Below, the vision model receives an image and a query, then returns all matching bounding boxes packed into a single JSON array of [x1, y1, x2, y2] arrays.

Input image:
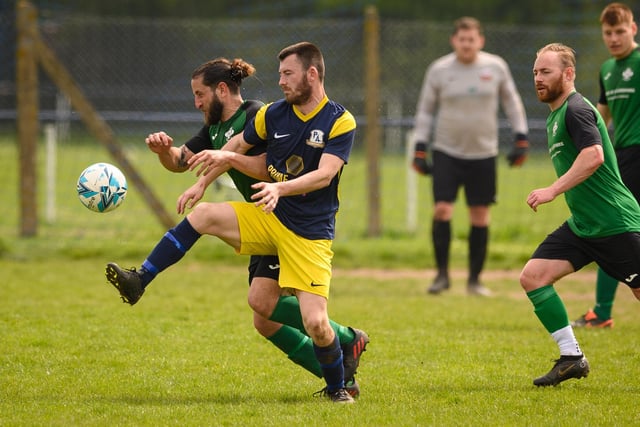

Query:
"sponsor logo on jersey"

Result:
[[306, 129, 325, 148]]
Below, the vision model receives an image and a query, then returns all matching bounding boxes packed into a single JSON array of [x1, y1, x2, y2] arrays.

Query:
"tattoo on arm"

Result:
[[177, 145, 188, 168]]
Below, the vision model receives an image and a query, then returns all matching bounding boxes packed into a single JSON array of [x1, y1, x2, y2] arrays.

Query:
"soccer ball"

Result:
[[76, 162, 128, 212]]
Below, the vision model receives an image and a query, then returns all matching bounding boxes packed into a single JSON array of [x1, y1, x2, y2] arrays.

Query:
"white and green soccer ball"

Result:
[[76, 162, 128, 213]]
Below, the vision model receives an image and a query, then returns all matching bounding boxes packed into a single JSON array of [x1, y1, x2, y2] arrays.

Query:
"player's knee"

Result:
[[187, 203, 215, 233], [519, 266, 540, 292], [252, 312, 281, 338], [433, 203, 453, 221], [247, 292, 272, 318], [302, 317, 334, 346]]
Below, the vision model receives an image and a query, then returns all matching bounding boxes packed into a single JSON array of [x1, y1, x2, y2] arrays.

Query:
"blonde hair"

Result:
[[536, 43, 576, 70]]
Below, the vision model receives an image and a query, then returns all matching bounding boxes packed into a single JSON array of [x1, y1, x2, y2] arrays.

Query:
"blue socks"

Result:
[[313, 335, 344, 391], [139, 219, 201, 287]]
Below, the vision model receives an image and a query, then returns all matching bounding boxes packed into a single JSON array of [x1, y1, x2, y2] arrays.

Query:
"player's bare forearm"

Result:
[[146, 132, 192, 173], [157, 147, 190, 173], [176, 165, 227, 214], [550, 145, 603, 195], [527, 145, 603, 212], [221, 132, 269, 180], [227, 152, 269, 181]]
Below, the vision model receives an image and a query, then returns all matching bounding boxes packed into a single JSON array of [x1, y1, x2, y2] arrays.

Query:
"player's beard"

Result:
[[205, 93, 224, 125], [536, 78, 564, 104], [283, 75, 312, 105]]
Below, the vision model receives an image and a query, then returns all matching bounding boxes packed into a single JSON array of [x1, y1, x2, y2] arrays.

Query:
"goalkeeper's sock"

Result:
[[469, 225, 488, 282], [432, 220, 451, 275], [527, 285, 581, 355], [139, 218, 201, 287], [594, 268, 618, 320], [267, 325, 323, 378], [269, 296, 356, 346]]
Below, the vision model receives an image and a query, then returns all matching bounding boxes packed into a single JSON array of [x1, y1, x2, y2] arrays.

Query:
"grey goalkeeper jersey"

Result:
[[412, 51, 528, 159]]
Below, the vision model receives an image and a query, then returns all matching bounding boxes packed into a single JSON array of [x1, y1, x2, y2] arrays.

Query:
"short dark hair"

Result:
[[278, 41, 325, 82], [191, 57, 255, 93], [600, 2, 634, 26], [453, 16, 483, 36]]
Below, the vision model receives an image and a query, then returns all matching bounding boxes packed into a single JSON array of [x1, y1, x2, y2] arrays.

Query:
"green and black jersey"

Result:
[[546, 92, 640, 238], [598, 47, 640, 149], [185, 100, 265, 201]]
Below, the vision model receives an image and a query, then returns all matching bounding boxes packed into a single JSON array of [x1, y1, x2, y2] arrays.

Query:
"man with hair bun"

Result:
[[107, 55, 367, 400]]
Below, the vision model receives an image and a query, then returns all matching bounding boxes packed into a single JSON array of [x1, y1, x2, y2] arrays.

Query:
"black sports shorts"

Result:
[[431, 150, 496, 206], [531, 222, 640, 288], [247, 255, 280, 285]]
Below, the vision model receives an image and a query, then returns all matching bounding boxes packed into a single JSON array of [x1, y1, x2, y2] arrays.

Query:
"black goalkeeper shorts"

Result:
[[431, 150, 496, 206]]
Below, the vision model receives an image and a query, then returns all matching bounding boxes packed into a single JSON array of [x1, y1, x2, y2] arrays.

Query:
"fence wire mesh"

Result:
[[0, 5, 612, 262]]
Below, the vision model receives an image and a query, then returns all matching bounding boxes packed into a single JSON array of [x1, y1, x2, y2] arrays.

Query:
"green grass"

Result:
[[1, 258, 638, 426], [3, 135, 637, 425]]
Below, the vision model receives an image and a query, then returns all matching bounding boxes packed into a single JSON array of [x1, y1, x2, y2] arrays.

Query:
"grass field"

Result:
[[2, 259, 639, 426], [2, 137, 639, 426]]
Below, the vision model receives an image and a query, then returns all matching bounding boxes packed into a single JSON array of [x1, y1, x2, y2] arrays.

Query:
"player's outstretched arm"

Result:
[[187, 131, 270, 181], [146, 131, 194, 172], [526, 145, 603, 212], [176, 164, 229, 214]]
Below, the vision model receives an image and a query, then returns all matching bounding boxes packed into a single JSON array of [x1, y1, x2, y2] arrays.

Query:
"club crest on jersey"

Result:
[[306, 129, 325, 148], [225, 128, 235, 141], [622, 67, 634, 82]]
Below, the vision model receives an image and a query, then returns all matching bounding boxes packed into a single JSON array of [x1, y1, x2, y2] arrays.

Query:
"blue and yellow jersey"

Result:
[[243, 95, 356, 240]]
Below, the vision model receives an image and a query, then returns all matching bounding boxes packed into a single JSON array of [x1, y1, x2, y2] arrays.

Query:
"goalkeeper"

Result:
[[410, 16, 529, 296]]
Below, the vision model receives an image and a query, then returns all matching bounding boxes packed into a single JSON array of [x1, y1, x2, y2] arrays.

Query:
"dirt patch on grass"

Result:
[[333, 268, 597, 282]]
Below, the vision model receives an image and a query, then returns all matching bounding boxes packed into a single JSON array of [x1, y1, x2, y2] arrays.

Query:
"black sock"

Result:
[[469, 225, 488, 283], [432, 219, 451, 276]]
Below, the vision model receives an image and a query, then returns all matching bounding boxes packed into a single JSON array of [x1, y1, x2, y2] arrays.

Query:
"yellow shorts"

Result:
[[229, 201, 333, 298]]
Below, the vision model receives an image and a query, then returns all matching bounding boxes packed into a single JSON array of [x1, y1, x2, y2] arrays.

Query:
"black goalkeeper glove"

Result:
[[412, 141, 432, 175], [507, 134, 529, 167]]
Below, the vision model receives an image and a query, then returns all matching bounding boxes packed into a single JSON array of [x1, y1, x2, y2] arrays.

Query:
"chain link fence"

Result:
[[2, 6, 608, 144], [0, 3, 612, 255]]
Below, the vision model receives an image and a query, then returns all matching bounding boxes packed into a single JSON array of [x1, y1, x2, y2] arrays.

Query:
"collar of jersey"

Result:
[[292, 95, 329, 121]]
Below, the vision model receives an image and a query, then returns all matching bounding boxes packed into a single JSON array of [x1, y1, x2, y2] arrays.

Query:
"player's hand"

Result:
[[526, 187, 556, 212], [188, 150, 231, 176], [507, 137, 529, 167], [145, 131, 174, 154], [251, 181, 280, 213], [177, 181, 206, 214], [412, 141, 432, 175]]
